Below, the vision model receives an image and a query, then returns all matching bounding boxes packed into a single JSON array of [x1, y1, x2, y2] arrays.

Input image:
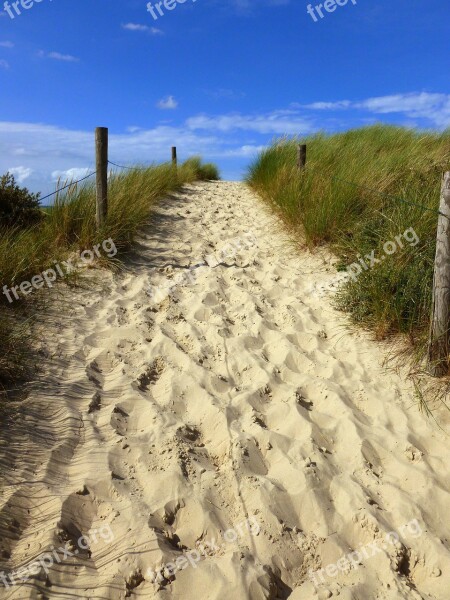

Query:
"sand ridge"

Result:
[[0, 181, 449, 599]]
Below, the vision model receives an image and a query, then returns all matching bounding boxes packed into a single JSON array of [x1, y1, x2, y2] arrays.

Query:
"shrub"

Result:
[[0, 172, 42, 229]]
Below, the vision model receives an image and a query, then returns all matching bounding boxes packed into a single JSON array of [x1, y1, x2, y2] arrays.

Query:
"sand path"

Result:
[[0, 181, 449, 600]]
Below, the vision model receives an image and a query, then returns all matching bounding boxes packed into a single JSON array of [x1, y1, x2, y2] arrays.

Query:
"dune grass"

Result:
[[0, 157, 219, 386], [247, 125, 450, 355]]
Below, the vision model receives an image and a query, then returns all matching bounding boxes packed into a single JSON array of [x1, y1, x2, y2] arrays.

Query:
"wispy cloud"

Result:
[[300, 92, 450, 129], [0, 59, 9, 69], [48, 52, 79, 62], [1, 91, 449, 195], [359, 92, 448, 113], [0, 41, 14, 48], [157, 95, 178, 110], [8, 166, 33, 184], [222, 144, 268, 157], [299, 100, 352, 110], [0, 120, 220, 194], [51, 167, 91, 182], [122, 23, 163, 35], [186, 110, 313, 134], [38, 51, 79, 62]]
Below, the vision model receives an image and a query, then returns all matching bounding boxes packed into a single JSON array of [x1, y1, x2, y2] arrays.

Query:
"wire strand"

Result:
[[38, 159, 147, 204], [37, 165, 445, 222], [108, 160, 148, 171], [38, 160, 148, 205], [39, 171, 97, 203]]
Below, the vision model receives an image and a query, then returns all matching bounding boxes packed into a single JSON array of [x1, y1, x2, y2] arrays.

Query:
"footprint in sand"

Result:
[[111, 404, 130, 436], [135, 357, 165, 391]]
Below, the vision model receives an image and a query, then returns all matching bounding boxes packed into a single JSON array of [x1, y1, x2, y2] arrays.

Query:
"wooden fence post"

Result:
[[172, 146, 177, 167], [297, 144, 307, 169], [95, 127, 108, 228], [428, 171, 450, 376]]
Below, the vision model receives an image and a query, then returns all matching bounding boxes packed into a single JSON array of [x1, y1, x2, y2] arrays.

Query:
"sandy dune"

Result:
[[0, 181, 449, 600]]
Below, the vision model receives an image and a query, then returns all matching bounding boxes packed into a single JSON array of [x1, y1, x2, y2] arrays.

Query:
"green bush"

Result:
[[0, 172, 42, 228]]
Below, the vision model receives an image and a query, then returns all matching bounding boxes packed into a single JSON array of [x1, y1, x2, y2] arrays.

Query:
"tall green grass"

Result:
[[247, 125, 450, 350], [0, 157, 219, 386]]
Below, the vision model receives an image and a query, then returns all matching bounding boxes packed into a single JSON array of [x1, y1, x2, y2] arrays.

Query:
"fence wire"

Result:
[[39, 171, 97, 203], [38, 160, 149, 203], [36, 161, 448, 223]]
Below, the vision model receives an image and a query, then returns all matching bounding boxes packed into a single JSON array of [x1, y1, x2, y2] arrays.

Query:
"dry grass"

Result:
[[0, 157, 219, 386], [247, 125, 450, 360]]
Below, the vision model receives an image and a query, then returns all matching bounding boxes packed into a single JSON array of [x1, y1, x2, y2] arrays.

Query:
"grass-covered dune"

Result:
[[0, 157, 219, 385], [247, 125, 450, 355]]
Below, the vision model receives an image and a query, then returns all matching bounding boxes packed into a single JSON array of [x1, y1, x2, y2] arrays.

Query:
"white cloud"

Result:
[[38, 51, 79, 62], [358, 92, 445, 114], [1, 91, 448, 195], [186, 111, 313, 134], [0, 59, 9, 69], [221, 144, 268, 157], [299, 100, 352, 110], [356, 93, 450, 128], [122, 23, 148, 31], [0, 120, 220, 194], [51, 168, 92, 182], [0, 41, 14, 48], [48, 52, 79, 62], [8, 166, 33, 184], [157, 95, 178, 110], [122, 23, 163, 34], [301, 92, 450, 129]]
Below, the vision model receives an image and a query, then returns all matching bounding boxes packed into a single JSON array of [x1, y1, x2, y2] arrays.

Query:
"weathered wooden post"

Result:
[[428, 171, 450, 376], [297, 144, 307, 169], [95, 127, 108, 228], [171, 146, 177, 167]]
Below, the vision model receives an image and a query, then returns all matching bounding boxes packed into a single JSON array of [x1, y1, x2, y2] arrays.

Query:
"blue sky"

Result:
[[0, 0, 448, 196]]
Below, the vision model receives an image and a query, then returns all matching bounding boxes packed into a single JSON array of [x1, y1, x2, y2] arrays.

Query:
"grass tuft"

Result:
[[0, 157, 219, 385], [247, 125, 450, 357]]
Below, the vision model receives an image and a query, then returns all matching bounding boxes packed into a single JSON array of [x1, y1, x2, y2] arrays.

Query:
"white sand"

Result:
[[0, 181, 449, 599]]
